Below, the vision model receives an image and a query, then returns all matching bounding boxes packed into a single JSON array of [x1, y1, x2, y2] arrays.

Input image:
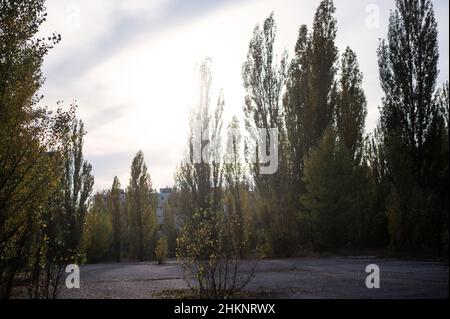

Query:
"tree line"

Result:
[[173, 0, 448, 265], [170, 0, 448, 296], [81, 151, 162, 264], [0, 0, 448, 299]]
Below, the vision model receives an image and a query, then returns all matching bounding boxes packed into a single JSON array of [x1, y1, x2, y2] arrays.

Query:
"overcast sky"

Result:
[[38, 0, 449, 192]]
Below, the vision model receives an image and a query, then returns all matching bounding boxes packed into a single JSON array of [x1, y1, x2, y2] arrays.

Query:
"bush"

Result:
[[177, 210, 255, 298]]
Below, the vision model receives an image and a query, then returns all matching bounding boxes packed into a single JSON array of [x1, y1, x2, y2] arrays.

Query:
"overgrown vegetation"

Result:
[[0, 1, 93, 298], [0, 0, 448, 299], [177, 210, 255, 299]]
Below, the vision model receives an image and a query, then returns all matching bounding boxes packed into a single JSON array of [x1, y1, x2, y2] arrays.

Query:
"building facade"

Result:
[[156, 187, 172, 225]]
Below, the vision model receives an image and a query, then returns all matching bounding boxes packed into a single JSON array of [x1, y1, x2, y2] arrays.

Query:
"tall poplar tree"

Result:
[[127, 151, 156, 261], [110, 176, 122, 262], [283, 0, 339, 248], [336, 47, 367, 164], [242, 13, 298, 257], [377, 0, 448, 253]]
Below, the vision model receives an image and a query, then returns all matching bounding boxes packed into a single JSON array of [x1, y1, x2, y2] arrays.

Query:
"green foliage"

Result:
[[176, 209, 255, 299], [127, 151, 157, 261], [26, 117, 94, 300], [82, 192, 112, 263], [162, 195, 179, 257], [0, 0, 91, 298], [242, 12, 287, 131], [224, 117, 253, 257], [78, 157, 159, 264], [155, 237, 167, 265], [110, 176, 123, 262], [242, 13, 298, 257], [282, 0, 339, 251], [302, 129, 353, 250], [336, 47, 367, 164], [377, 0, 448, 254], [61, 119, 94, 257], [175, 59, 224, 222], [301, 128, 379, 251], [174, 59, 255, 298], [284, 0, 338, 156], [1, 0, 448, 301]]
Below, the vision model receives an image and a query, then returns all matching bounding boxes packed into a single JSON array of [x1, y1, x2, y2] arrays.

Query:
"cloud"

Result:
[[85, 103, 128, 132], [42, 0, 246, 89]]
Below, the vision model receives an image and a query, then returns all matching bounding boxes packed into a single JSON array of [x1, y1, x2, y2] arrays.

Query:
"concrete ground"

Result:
[[59, 257, 449, 299]]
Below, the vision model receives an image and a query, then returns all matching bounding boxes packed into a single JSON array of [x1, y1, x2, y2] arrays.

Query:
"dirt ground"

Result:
[[59, 257, 449, 299]]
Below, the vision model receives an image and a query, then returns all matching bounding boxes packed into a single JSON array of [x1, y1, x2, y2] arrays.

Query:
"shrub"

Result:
[[177, 210, 255, 298]]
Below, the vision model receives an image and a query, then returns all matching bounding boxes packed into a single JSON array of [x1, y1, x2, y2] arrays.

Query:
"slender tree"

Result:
[[176, 58, 224, 221], [27, 116, 93, 299], [309, 0, 339, 144], [127, 151, 156, 261], [377, 0, 448, 253], [110, 176, 122, 262], [62, 120, 94, 256], [242, 13, 298, 257], [283, 0, 339, 248], [224, 117, 251, 257], [336, 47, 367, 164], [284, 0, 339, 161], [176, 60, 255, 298]]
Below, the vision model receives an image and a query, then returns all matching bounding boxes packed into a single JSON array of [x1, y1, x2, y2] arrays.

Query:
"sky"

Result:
[[38, 0, 449, 192]]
